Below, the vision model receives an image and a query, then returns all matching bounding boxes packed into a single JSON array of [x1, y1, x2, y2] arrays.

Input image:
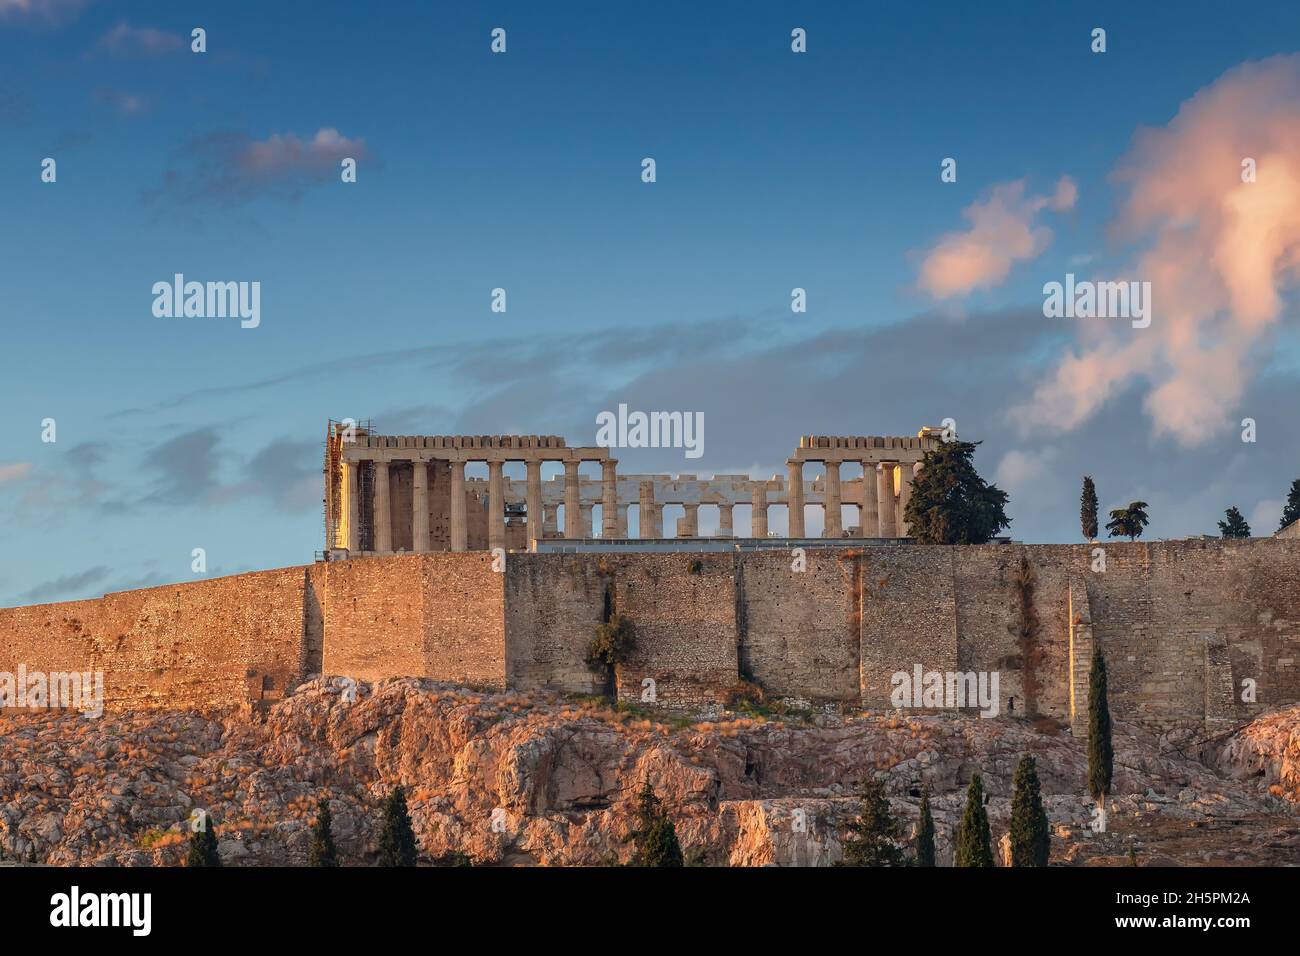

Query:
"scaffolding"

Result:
[[323, 418, 373, 553]]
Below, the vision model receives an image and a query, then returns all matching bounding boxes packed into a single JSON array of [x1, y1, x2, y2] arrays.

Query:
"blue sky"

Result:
[[3, 0, 1300, 604]]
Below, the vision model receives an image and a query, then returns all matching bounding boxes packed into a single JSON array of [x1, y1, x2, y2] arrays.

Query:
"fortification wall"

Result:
[[503, 554, 738, 708], [320, 553, 505, 690], [0, 567, 307, 711], [738, 551, 861, 702], [0, 540, 1297, 726]]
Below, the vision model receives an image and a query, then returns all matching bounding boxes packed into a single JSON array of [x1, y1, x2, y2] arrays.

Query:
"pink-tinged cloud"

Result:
[[0, 0, 84, 23], [917, 176, 1076, 299], [146, 128, 370, 204], [1014, 54, 1300, 446], [93, 88, 146, 116], [239, 128, 365, 179], [97, 22, 184, 56], [0, 462, 32, 482]]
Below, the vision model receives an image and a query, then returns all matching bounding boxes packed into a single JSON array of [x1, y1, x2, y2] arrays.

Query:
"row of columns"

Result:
[[346, 456, 920, 553]]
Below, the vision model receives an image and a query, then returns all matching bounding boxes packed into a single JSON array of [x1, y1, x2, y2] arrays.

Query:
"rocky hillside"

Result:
[[1, 677, 1297, 866]]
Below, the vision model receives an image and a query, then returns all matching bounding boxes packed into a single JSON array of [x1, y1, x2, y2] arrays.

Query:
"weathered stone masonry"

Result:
[[2, 540, 1299, 731]]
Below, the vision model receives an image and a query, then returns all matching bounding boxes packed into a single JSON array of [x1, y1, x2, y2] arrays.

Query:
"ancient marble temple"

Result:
[[324, 423, 945, 554]]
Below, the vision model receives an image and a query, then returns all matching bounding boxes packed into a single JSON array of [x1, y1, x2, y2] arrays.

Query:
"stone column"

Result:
[[824, 460, 842, 538], [526, 459, 543, 548], [617, 505, 629, 537], [877, 462, 897, 539], [544, 504, 558, 536], [487, 460, 506, 551], [751, 485, 768, 538], [412, 461, 430, 552], [345, 461, 360, 551], [449, 460, 467, 552], [861, 461, 880, 537], [639, 481, 657, 539], [601, 460, 619, 538], [680, 503, 699, 537], [563, 461, 581, 538], [787, 460, 805, 538], [373, 461, 392, 552], [896, 460, 916, 538], [580, 504, 594, 536], [718, 503, 734, 537]]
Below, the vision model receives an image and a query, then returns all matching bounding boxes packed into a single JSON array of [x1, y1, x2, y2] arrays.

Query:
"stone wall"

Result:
[[1, 540, 1298, 728], [0, 567, 307, 711], [319, 553, 506, 690]]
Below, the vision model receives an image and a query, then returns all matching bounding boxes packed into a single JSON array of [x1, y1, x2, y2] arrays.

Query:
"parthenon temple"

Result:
[[324, 423, 945, 553]]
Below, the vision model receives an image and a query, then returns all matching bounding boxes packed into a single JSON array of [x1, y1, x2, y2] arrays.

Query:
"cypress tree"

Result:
[[629, 781, 683, 867], [1009, 755, 1051, 866], [309, 797, 339, 867], [839, 775, 906, 867], [1080, 477, 1099, 541], [954, 773, 993, 867], [914, 786, 936, 867], [1279, 478, 1300, 531], [378, 786, 418, 866], [1128, 844, 1139, 867], [1087, 645, 1114, 807], [186, 817, 221, 868], [1217, 506, 1251, 539]]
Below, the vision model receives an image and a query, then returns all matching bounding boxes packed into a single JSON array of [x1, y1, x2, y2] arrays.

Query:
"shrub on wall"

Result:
[[586, 614, 636, 701]]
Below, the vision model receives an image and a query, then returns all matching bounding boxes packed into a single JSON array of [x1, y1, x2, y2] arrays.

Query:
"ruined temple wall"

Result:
[[0, 567, 307, 711]]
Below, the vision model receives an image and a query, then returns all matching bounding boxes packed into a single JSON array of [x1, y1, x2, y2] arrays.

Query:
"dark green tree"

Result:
[[1279, 479, 1300, 532], [839, 775, 907, 867], [1009, 756, 1051, 866], [904, 440, 1011, 545], [586, 614, 636, 701], [1087, 645, 1113, 808], [1105, 501, 1150, 541], [186, 814, 221, 868], [954, 773, 994, 867], [1218, 506, 1251, 539], [378, 786, 418, 867], [914, 786, 936, 867], [308, 797, 339, 867], [629, 781, 683, 867], [1080, 476, 1099, 541], [1128, 844, 1139, 867]]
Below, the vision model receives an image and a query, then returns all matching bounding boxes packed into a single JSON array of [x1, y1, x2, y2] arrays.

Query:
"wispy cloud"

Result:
[[93, 88, 147, 116], [96, 22, 184, 56], [917, 177, 1076, 299], [0, 0, 87, 26], [146, 127, 370, 204]]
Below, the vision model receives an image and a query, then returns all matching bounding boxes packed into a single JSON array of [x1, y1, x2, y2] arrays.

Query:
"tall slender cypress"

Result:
[[914, 786, 936, 867], [1009, 755, 1051, 866], [378, 786, 419, 866], [1080, 477, 1099, 541], [954, 773, 993, 867], [309, 797, 339, 867], [1087, 645, 1114, 807]]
